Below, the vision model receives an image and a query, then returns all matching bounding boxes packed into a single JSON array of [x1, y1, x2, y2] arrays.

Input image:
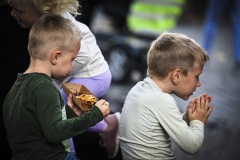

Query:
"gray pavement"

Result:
[[103, 20, 240, 160]]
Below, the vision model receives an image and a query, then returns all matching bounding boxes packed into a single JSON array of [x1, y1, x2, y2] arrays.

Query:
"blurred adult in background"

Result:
[[201, 0, 240, 71], [126, 0, 186, 37]]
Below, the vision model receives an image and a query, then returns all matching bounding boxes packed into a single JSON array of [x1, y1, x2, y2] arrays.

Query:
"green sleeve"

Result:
[[35, 82, 104, 143], [65, 105, 78, 118]]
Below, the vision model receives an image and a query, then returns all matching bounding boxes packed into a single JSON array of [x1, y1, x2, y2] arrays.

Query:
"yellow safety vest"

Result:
[[127, 0, 186, 36]]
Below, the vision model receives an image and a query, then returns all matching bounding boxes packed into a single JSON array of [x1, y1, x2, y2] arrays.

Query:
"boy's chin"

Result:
[[179, 95, 191, 100]]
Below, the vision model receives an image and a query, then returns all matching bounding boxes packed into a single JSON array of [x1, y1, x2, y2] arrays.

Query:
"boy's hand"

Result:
[[201, 93, 212, 103], [94, 99, 110, 118], [186, 93, 213, 124], [67, 93, 83, 116]]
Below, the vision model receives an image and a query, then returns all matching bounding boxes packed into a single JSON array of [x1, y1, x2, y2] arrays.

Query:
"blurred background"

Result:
[[1, 0, 240, 159]]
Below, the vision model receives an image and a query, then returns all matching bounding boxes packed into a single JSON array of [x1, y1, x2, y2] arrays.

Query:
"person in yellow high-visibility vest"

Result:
[[127, 0, 186, 36]]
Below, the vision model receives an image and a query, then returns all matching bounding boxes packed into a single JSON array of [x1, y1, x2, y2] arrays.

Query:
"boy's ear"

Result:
[[51, 51, 61, 65], [171, 68, 181, 85]]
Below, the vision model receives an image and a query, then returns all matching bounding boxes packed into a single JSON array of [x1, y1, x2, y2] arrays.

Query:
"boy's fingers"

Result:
[[201, 93, 207, 97], [206, 106, 213, 115], [200, 96, 205, 109], [195, 97, 200, 110], [188, 100, 196, 114], [206, 95, 212, 102], [192, 97, 198, 103], [204, 99, 209, 110]]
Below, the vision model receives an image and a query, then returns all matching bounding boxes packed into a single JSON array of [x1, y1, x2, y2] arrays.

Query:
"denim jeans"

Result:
[[65, 152, 80, 160], [201, 0, 240, 64]]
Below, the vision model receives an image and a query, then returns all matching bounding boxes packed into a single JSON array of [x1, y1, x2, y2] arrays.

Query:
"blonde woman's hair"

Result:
[[28, 14, 81, 59], [7, 0, 80, 16], [147, 32, 209, 79]]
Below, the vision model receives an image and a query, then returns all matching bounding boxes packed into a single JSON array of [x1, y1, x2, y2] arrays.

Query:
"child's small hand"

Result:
[[198, 93, 212, 103], [187, 94, 213, 124], [94, 99, 110, 118], [67, 93, 83, 116], [186, 93, 212, 114]]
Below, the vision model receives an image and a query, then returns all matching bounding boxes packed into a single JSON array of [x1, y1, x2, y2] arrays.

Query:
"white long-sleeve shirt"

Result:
[[119, 77, 204, 160], [62, 12, 109, 81]]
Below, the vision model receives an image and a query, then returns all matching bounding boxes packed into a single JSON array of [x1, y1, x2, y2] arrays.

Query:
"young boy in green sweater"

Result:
[[3, 14, 110, 160]]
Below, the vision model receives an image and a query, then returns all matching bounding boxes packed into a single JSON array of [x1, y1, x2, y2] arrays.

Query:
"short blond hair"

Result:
[[147, 32, 209, 79], [28, 14, 81, 59], [7, 0, 80, 16]]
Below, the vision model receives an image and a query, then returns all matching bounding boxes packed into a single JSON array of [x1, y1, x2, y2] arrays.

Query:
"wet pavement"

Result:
[[103, 20, 240, 160]]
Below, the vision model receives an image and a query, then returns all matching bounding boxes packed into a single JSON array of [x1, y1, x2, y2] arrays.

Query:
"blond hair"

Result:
[[28, 14, 81, 59], [7, 0, 80, 16], [147, 32, 209, 79]]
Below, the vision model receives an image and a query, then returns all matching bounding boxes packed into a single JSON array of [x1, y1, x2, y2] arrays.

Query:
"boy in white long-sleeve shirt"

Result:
[[119, 32, 213, 160]]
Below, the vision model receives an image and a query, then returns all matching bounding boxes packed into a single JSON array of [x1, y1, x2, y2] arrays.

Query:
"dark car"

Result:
[[95, 32, 153, 83]]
